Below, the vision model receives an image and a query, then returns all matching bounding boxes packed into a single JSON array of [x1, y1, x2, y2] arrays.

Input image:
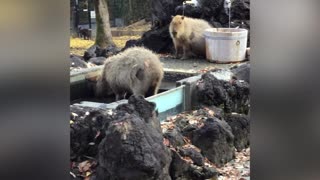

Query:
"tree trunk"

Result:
[[94, 0, 115, 48]]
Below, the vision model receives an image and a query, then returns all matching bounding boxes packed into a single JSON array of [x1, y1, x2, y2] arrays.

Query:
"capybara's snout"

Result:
[[172, 31, 177, 37]]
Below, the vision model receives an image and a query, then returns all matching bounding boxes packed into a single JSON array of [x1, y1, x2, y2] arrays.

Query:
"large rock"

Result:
[[95, 45, 120, 58], [197, 73, 230, 107], [197, 72, 250, 114], [169, 150, 218, 180], [169, 150, 191, 180], [175, 4, 202, 19], [83, 45, 120, 61], [126, 0, 250, 53], [178, 147, 204, 166], [225, 79, 250, 114], [191, 118, 235, 167], [88, 57, 107, 65], [122, 39, 141, 50], [198, 0, 224, 19], [230, 0, 250, 20], [83, 45, 97, 61], [96, 95, 172, 180], [163, 128, 185, 148], [231, 63, 250, 83], [151, 0, 248, 29], [224, 113, 250, 151], [122, 25, 174, 54], [151, 0, 184, 29], [70, 54, 88, 68], [70, 106, 113, 161]]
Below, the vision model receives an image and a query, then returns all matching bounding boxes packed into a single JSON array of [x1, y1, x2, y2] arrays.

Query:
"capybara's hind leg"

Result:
[[181, 45, 190, 60], [115, 92, 125, 101], [181, 44, 196, 59]]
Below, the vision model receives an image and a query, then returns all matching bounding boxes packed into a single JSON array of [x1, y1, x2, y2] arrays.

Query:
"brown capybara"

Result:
[[169, 15, 213, 59], [78, 27, 92, 40], [96, 47, 164, 101]]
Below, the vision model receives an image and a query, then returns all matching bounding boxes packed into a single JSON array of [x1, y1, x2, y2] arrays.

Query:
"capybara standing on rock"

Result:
[[169, 15, 213, 59], [96, 47, 164, 100]]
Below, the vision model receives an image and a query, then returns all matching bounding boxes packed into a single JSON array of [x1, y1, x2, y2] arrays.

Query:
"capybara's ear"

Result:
[[181, 16, 184, 20]]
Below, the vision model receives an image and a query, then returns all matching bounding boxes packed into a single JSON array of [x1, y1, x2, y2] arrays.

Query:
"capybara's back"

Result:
[[96, 47, 164, 100]]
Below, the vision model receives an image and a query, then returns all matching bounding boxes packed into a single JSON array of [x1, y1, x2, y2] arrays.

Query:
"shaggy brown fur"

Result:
[[169, 15, 213, 59], [78, 27, 92, 40], [96, 47, 164, 101]]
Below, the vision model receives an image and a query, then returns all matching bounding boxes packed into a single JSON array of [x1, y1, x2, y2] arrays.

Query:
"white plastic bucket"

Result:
[[204, 28, 248, 62]]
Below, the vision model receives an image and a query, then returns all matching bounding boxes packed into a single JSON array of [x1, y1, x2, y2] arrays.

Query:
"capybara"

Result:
[[169, 15, 213, 59], [96, 47, 164, 101], [78, 27, 92, 40]]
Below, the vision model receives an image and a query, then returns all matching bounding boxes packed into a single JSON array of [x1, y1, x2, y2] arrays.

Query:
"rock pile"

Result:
[[123, 0, 250, 53], [197, 72, 250, 114], [70, 45, 120, 71], [70, 70, 251, 179]]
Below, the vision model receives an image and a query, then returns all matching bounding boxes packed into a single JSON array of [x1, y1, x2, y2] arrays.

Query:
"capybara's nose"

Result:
[[172, 31, 177, 37]]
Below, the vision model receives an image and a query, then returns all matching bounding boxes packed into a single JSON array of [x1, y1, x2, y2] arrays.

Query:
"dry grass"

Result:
[[70, 38, 95, 56], [70, 35, 141, 56]]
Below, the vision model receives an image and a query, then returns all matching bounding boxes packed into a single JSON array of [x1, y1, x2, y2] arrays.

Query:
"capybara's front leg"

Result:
[[173, 40, 182, 59], [175, 48, 180, 59], [181, 44, 191, 60]]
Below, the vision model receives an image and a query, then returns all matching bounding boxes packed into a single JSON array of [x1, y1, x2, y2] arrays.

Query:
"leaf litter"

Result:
[[160, 107, 250, 180]]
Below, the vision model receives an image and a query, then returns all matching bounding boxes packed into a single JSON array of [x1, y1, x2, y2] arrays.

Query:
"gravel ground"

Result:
[[159, 55, 245, 73], [70, 55, 246, 74]]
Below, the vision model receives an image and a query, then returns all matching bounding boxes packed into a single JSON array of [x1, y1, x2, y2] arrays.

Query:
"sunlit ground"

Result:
[[70, 35, 141, 56]]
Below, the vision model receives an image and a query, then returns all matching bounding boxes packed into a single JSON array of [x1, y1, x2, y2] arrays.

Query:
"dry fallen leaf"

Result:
[[181, 156, 193, 164], [71, 112, 78, 117], [78, 160, 92, 173], [208, 110, 215, 116], [85, 171, 91, 177], [163, 138, 170, 146], [70, 171, 76, 178], [94, 131, 101, 139]]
